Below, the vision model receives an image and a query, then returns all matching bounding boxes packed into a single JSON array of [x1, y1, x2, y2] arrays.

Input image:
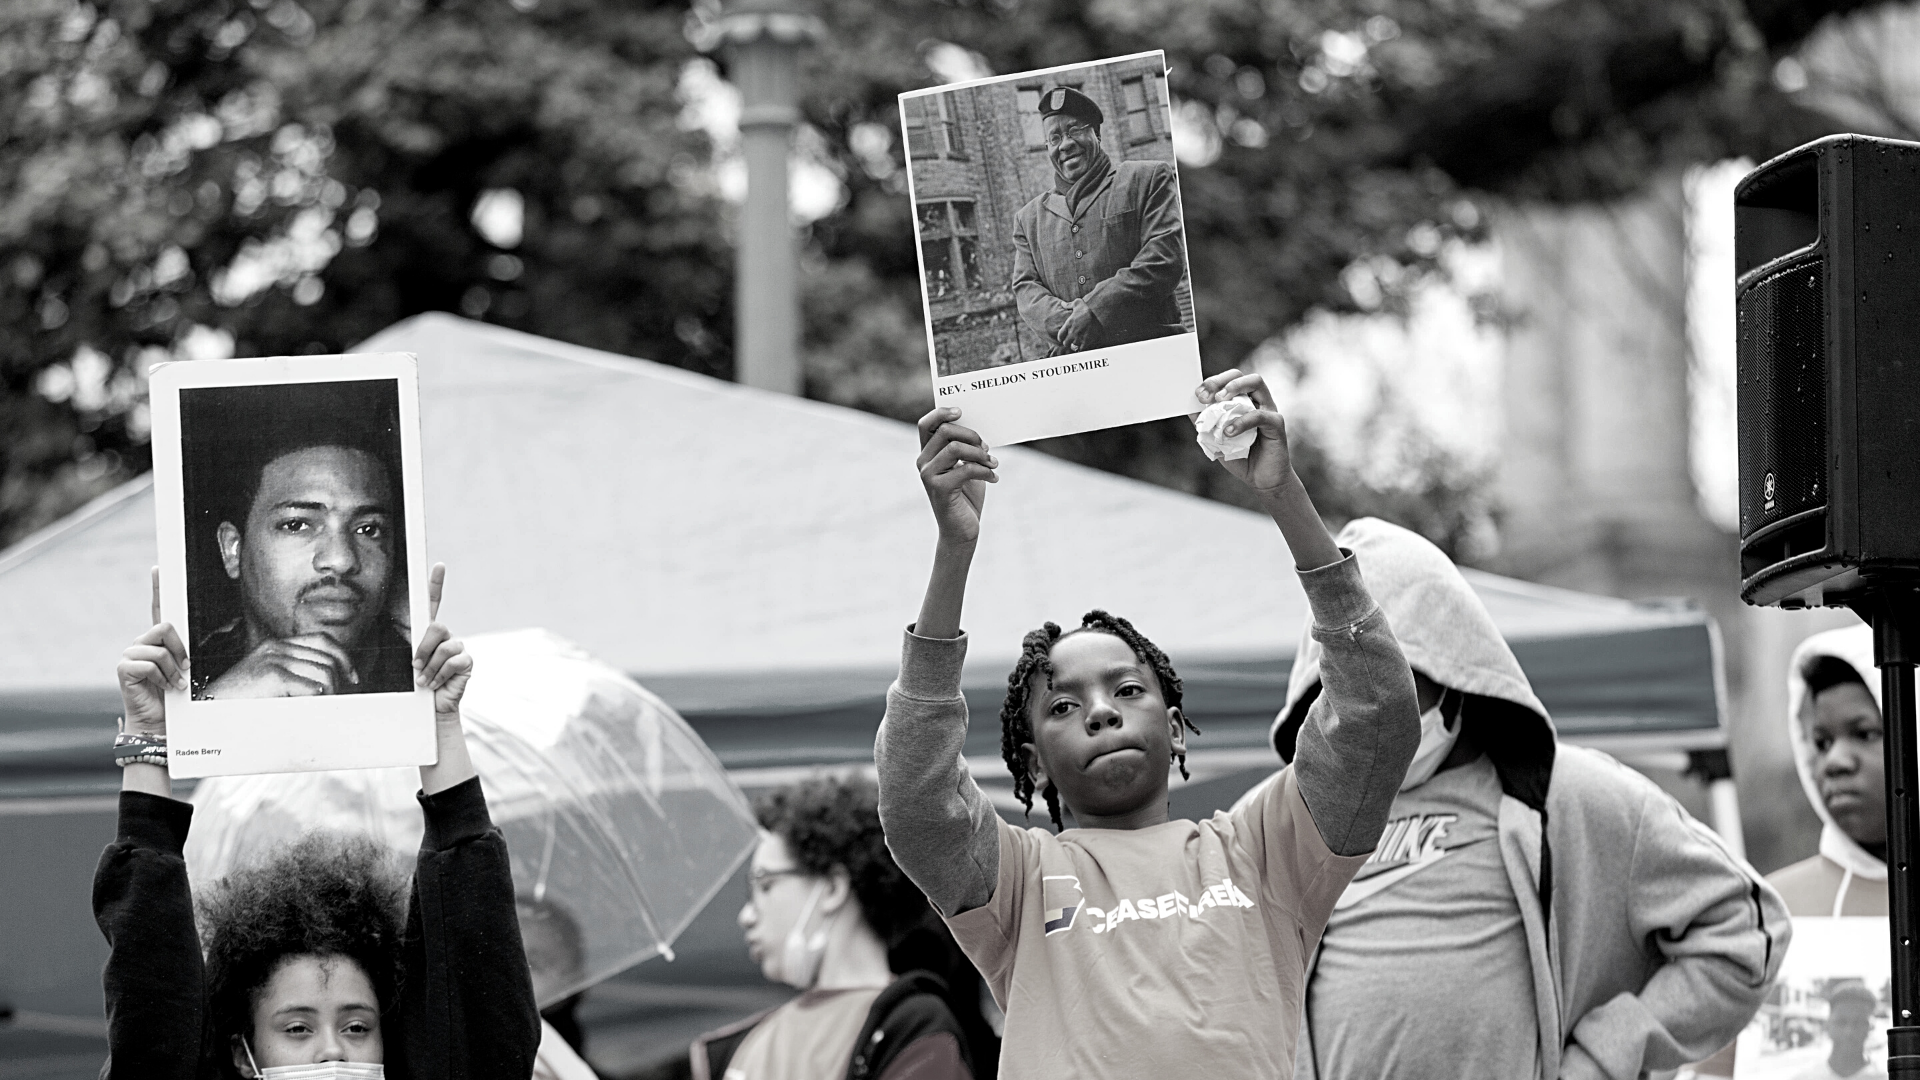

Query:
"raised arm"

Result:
[[96, 569, 204, 1080], [1195, 372, 1420, 856], [875, 409, 1003, 917], [398, 564, 541, 1079]]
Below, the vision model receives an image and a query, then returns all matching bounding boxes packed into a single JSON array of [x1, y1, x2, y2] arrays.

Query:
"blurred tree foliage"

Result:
[[0, 0, 729, 546], [0, 0, 1885, 553]]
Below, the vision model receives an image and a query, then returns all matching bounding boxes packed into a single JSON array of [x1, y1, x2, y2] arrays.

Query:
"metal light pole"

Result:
[[705, 0, 823, 396]]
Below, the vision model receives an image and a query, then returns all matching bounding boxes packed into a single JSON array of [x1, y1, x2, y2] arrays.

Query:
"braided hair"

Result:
[[998, 610, 1200, 830]]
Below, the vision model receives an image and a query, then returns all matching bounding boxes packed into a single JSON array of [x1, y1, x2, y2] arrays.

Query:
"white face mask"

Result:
[[1400, 691, 1462, 792], [773, 880, 832, 990], [243, 1037, 385, 1080]]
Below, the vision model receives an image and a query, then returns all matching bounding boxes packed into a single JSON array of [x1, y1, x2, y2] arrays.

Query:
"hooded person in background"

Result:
[[1775, 624, 1888, 916], [1008, 86, 1188, 356], [1690, 624, 1888, 1078], [1245, 518, 1788, 1080]]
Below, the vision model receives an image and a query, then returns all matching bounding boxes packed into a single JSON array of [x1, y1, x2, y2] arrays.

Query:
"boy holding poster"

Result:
[[875, 371, 1420, 1077]]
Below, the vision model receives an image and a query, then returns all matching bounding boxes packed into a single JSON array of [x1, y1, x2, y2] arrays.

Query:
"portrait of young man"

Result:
[[1009, 84, 1190, 357], [179, 378, 415, 700]]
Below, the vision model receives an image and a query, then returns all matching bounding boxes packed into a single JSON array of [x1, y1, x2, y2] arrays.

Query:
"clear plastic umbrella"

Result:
[[184, 628, 758, 1006]]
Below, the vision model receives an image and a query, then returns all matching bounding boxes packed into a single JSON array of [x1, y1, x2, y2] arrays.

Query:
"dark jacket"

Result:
[[1010, 159, 1188, 355], [93, 777, 541, 1080], [689, 972, 971, 1080]]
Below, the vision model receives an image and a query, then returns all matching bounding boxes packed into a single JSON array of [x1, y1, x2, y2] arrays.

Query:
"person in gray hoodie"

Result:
[[1255, 517, 1789, 1080]]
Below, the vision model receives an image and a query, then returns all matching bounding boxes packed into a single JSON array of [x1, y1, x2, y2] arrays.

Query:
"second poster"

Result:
[[901, 51, 1203, 446]]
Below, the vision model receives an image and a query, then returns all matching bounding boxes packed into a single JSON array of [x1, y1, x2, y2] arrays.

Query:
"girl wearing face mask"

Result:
[[96, 568, 540, 1080], [690, 776, 984, 1080]]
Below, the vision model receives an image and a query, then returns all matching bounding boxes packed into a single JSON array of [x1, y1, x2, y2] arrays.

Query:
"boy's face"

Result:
[[1828, 997, 1875, 1057], [1806, 681, 1886, 850], [1022, 631, 1186, 829]]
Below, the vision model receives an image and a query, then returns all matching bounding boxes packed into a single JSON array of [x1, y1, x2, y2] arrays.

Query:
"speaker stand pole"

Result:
[[1842, 582, 1920, 1077]]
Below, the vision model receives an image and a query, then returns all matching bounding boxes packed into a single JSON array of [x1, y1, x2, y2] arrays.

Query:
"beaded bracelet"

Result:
[[113, 729, 168, 769]]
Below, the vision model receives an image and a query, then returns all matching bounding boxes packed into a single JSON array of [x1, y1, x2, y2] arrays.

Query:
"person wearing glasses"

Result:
[[1009, 85, 1190, 357], [688, 775, 980, 1080]]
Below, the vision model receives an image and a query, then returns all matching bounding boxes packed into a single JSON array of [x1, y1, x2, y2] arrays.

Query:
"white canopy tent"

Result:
[[0, 314, 1723, 798]]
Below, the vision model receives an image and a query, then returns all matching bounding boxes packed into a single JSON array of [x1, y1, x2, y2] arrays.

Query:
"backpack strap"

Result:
[[845, 971, 971, 1080]]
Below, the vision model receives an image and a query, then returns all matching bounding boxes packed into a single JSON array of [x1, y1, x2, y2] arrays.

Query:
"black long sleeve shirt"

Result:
[[93, 777, 541, 1080]]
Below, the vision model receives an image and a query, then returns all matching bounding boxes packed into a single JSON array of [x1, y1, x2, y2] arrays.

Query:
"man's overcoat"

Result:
[[1010, 158, 1187, 355]]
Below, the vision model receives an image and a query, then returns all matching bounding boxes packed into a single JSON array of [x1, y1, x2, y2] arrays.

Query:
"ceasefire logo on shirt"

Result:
[[1043, 876, 1083, 935], [1048, 878, 1256, 937]]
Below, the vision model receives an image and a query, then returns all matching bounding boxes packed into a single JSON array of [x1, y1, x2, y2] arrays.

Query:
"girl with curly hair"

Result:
[[873, 372, 1421, 1078], [96, 565, 539, 1079]]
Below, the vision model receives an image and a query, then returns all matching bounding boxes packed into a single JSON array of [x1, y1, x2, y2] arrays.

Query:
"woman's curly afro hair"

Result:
[[999, 610, 1198, 831], [753, 774, 930, 946], [197, 833, 409, 1078]]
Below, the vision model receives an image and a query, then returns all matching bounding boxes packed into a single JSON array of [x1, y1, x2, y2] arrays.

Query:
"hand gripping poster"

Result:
[[900, 51, 1203, 445], [148, 352, 435, 778]]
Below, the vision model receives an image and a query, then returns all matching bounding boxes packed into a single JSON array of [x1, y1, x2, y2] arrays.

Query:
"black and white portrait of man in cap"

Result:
[[1010, 84, 1189, 356]]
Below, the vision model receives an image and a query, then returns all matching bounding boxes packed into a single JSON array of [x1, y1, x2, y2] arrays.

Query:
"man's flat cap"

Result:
[[1038, 85, 1103, 127]]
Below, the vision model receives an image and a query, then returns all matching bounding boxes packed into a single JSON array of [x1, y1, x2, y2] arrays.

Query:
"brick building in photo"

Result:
[[904, 55, 1196, 377]]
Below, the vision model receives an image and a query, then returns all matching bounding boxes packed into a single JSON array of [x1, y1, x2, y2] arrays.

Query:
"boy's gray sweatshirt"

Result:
[[875, 550, 1419, 918]]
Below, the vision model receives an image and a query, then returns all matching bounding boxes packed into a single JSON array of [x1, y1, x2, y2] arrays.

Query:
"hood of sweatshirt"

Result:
[[1272, 518, 1557, 807], [1786, 623, 1887, 881]]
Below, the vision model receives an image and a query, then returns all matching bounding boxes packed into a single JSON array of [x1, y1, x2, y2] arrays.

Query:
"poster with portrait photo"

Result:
[[1735, 917, 1891, 1078], [149, 353, 435, 778], [900, 51, 1203, 446]]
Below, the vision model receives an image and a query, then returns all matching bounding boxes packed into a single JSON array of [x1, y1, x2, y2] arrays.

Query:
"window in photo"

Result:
[[917, 199, 980, 295], [1018, 86, 1045, 149], [904, 95, 966, 160], [1123, 73, 1165, 144]]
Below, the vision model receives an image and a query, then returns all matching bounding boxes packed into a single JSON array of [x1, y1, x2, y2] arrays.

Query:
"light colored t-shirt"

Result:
[[946, 769, 1363, 1080], [1299, 754, 1537, 1079], [723, 986, 883, 1080]]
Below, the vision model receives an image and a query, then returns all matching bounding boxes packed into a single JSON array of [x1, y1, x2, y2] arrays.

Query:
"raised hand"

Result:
[[117, 567, 188, 737], [1194, 369, 1296, 495], [412, 563, 472, 720], [915, 408, 997, 547], [415, 563, 478, 794], [1195, 370, 1341, 571], [200, 633, 357, 699]]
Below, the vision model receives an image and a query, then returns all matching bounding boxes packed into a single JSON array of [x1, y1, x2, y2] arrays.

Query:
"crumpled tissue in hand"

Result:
[[1193, 398, 1259, 462]]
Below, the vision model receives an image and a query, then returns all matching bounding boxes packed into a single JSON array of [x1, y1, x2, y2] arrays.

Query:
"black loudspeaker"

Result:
[[1736, 134, 1920, 608]]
